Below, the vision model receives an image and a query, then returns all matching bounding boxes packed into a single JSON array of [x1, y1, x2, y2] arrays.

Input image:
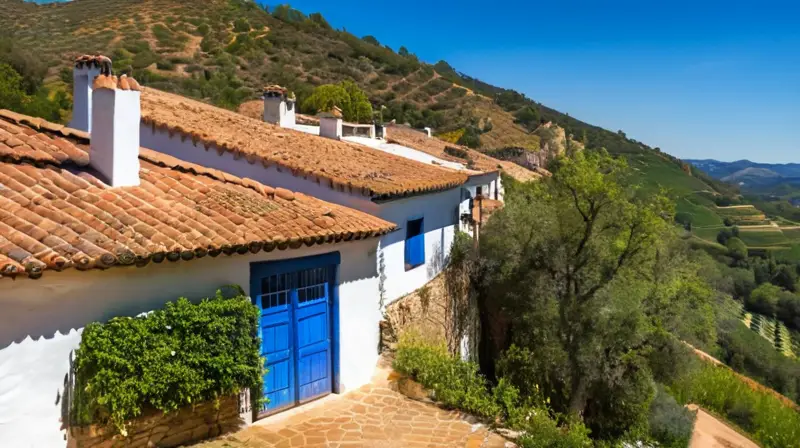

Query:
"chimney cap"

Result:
[[320, 106, 343, 119], [93, 74, 141, 92], [263, 84, 287, 95], [263, 85, 295, 101], [75, 54, 113, 72]]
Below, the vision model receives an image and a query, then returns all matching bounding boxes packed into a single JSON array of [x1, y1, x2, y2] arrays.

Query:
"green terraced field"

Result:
[[779, 227, 800, 240], [676, 197, 724, 227], [774, 244, 800, 262], [627, 152, 713, 197], [692, 226, 725, 242], [715, 206, 765, 217], [738, 230, 789, 246], [744, 311, 799, 358]]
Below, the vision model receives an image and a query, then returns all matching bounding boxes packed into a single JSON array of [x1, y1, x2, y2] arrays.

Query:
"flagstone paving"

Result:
[[193, 363, 511, 448]]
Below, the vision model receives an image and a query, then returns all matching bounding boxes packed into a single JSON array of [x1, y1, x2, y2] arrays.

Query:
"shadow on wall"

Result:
[[60, 350, 75, 431], [0, 275, 226, 349], [428, 231, 447, 279]]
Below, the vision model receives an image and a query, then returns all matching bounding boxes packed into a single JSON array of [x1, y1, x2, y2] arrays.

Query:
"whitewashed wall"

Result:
[[376, 189, 459, 305], [0, 239, 380, 448]]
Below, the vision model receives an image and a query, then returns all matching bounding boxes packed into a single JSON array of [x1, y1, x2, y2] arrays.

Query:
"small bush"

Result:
[[517, 415, 592, 448], [443, 145, 470, 160], [156, 60, 175, 71], [393, 334, 499, 418], [648, 386, 695, 448], [233, 17, 251, 32], [72, 289, 263, 433]]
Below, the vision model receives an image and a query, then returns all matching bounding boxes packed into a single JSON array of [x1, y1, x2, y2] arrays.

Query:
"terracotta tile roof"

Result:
[[140, 89, 468, 199], [0, 110, 396, 280], [385, 124, 542, 182]]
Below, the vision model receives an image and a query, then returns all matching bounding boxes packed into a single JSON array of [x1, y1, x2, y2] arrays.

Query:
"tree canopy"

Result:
[[473, 150, 713, 440], [301, 80, 373, 123], [0, 62, 69, 123]]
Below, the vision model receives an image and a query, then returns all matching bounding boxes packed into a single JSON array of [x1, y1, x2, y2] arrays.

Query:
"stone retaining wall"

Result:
[[68, 394, 244, 448], [381, 276, 448, 352]]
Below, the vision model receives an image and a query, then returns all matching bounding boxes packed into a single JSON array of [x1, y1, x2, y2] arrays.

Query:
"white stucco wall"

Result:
[[0, 239, 381, 448], [319, 117, 342, 140], [68, 66, 101, 133], [263, 98, 295, 128], [376, 189, 459, 305]]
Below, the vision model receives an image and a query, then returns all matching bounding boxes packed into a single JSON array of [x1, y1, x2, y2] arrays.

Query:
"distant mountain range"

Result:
[[686, 159, 800, 190]]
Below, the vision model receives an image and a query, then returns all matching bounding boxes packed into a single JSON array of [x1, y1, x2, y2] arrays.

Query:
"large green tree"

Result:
[[301, 80, 373, 123], [477, 150, 709, 439]]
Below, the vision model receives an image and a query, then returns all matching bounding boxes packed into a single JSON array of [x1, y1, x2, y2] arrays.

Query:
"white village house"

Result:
[[0, 66, 396, 446], [0, 55, 537, 447]]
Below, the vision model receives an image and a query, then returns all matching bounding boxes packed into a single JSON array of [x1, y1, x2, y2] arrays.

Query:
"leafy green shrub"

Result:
[[747, 283, 781, 316], [393, 334, 499, 418], [443, 145, 470, 160], [457, 126, 482, 148], [72, 289, 263, 433], [648, 386, 695, 448], [156, 60, 175, 71], [669, 363, 800, 448], [394, 335, 591, 447], [517, 415, 592, 448], [233, 17, 251, 32]]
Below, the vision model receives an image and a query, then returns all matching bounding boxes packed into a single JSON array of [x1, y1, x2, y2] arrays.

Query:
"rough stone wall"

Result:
[[381, 275, 449, 351], [68, 394, 243, 448]]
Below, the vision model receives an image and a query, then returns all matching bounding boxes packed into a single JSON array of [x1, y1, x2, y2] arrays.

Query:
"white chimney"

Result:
[[319, 107, 343, 140], [423, 127, 432, 138], [69, 55, 111, 133], [263, 85, 296, 128], [90, 74, 142, 187]]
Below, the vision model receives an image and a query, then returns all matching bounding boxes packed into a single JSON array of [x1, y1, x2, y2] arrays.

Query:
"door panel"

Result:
[[252, 260, 335, 416], [295, 267, 332, 403], [257, 273, 295, 414]]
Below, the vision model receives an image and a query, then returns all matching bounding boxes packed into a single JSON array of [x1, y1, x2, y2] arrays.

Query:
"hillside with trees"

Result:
[[0, 0, 735, 210]]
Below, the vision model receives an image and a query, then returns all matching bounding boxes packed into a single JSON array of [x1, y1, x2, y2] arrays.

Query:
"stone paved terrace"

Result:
[[193, 360, 511, 448]]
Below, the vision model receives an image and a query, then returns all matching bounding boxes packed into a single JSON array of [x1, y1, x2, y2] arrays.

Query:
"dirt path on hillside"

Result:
[[737, 224, 780, 230], [689, 406, 759, 448]]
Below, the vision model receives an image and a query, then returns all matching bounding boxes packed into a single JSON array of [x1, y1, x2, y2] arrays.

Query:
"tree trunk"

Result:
[[568, 373, 589, 417]]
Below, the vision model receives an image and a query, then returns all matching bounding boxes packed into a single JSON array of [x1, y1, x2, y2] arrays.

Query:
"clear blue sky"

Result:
[[279, 0, 800, 163]]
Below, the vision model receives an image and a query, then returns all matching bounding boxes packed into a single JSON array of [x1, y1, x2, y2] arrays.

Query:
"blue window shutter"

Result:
[[410, 234, 424, 266], [404, 218, 425, 269]]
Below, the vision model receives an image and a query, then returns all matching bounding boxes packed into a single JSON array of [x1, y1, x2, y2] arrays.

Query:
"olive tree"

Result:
[[476, 150, 708, 439]]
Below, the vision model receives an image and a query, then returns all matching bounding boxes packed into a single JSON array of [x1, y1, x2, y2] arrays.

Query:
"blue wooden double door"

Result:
[[251, 253, 338, 416]]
